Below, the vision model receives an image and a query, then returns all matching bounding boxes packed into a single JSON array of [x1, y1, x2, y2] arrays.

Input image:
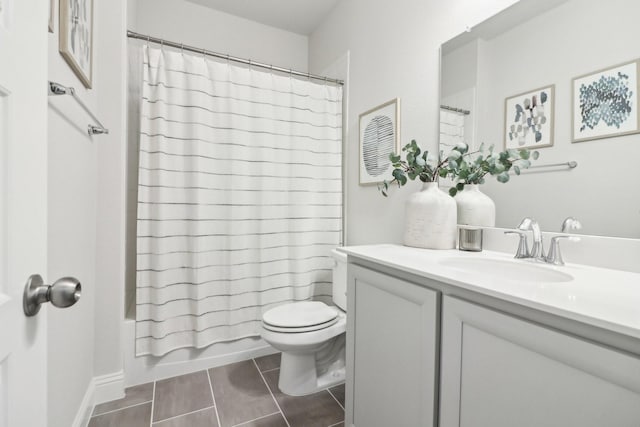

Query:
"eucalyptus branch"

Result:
[[378, 140, 539, 197]]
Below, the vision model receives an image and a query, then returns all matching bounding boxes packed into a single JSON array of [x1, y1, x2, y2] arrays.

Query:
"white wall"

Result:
[[129, 0, 308, 71], [466, 0, 640, 238], [93, 0, 128, 383], [308, 0, 519, 245], [47, 1, 127, 425], [47, 11, 98, 427]]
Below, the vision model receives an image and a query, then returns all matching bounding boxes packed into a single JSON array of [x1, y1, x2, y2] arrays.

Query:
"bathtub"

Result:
[[124, 314, 277, 386]]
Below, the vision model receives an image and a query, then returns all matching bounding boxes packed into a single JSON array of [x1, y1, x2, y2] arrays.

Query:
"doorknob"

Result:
[[23, 274, 81, 317]]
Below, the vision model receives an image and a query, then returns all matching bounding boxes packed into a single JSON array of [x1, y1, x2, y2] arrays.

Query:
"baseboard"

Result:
[[71, 378, 95, 427], [70, 371, 124, 427], [94, 370, 125, 404]]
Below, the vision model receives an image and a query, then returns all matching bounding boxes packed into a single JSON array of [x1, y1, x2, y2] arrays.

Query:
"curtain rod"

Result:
[[440, 105, 471, 115], [127, 30, 344, 86]]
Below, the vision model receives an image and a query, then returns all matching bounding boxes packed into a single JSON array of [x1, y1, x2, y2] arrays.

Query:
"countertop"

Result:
[[340, 244, 640, 341]]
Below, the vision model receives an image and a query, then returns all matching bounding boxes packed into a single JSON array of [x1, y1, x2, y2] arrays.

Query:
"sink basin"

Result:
[[439, 257, 573, 283]]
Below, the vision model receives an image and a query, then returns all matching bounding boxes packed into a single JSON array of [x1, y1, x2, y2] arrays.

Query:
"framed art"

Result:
[[572, 60, 640, 143], [59, 0, 93, 88], [49, 0, 55, 33], [504, 85, 554, 150], [359, 98, 400, 185]]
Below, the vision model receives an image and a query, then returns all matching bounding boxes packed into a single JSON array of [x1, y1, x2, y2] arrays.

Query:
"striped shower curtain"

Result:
[[135, 46, 343, 356]]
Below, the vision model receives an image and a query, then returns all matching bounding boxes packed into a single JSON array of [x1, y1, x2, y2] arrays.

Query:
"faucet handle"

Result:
[[561, 217, 582, 233], [545, 235, 580, 266], [504, 230, 530, 259]]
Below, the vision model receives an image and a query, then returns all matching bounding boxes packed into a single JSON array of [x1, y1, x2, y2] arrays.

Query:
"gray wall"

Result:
[[308, 0, 519, 245]]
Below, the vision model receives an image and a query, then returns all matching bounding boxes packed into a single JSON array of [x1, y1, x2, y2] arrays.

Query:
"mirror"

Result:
[[439, 0, 640, 239]]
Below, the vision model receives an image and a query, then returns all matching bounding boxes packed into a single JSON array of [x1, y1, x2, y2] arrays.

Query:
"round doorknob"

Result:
[[23, 274, 82, 317]]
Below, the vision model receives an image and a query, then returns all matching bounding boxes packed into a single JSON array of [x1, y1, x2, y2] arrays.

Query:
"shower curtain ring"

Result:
[[180, 43, 184, 55]]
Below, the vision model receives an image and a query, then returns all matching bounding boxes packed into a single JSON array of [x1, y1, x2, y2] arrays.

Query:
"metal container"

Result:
[[458, 227, 483, 252]]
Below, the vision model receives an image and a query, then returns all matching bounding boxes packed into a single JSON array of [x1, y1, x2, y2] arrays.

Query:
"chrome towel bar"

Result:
[[529, 161, 578, 170], [48, 81, 109, 135]]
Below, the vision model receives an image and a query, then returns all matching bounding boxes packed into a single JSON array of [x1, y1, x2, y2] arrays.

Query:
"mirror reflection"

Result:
[[440, 0, 640, 239]]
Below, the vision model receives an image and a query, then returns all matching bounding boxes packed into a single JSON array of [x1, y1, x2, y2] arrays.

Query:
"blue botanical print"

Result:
[[579, 72, 633, 131], [508, 90, 549, 146]]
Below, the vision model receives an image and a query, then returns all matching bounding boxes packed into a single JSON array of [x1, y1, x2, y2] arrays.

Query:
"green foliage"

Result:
[[447, 144, 539, 196], [378, 140, 539, 197], [379, 139, 465, 196]]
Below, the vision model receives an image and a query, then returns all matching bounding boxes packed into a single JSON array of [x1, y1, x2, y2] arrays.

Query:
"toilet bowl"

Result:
[[260, 249, 347, 396]]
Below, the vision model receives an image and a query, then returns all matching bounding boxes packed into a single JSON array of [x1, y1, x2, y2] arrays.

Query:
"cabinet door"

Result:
[[440, 296, 640, 427], [348, 266, 439, 427]]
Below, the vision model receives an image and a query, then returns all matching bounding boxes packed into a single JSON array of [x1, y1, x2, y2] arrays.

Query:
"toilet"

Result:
[[260, 249, 347, 396]]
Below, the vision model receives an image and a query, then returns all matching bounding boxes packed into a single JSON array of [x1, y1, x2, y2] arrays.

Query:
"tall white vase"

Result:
[[404, 182, 457, 249], [455, 184, 496, 227]]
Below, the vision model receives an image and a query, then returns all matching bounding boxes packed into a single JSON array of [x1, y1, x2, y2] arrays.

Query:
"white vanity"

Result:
[[341, 244, 640, 427]]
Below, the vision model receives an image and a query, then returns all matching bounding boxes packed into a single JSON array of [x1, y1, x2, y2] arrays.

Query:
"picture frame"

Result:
[[359, 98, 400, 185], [572, 60, 640, 143], [49, 0, 55, 33], [59, 0, 93, 88], [504, 85, 554, 150]]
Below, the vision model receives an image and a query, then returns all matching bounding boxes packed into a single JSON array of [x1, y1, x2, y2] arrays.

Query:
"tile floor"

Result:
[[88, 353, 345, 427]]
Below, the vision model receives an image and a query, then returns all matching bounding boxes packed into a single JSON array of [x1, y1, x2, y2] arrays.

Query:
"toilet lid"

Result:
[[263, 301, 338, 329]]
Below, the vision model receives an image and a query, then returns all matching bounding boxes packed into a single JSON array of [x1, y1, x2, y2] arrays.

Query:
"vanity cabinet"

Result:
[[347, 265, 439, 427], [440, 296, 640, 427], [346, 261, 640, 427]]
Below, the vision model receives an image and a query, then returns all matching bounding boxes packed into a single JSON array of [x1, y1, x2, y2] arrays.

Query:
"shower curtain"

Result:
[[134, 45, 343, 356]]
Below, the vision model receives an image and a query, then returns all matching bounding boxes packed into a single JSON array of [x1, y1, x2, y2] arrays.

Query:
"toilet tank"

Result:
[[331, 249, 348, 311]]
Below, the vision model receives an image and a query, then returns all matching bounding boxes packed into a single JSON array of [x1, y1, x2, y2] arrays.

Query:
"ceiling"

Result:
[[186, 0, 341, 35]]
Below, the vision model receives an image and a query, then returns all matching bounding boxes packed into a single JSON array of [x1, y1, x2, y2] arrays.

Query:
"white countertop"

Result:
[[340, 244, 640, 340]]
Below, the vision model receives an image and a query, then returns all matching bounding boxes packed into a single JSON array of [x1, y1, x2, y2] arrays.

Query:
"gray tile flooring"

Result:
[[88, 353, 345, 427]]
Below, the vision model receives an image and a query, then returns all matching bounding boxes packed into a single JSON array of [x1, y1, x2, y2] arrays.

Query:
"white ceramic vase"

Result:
[[403, 182, 457, 249], [454, 184, 496, 227]]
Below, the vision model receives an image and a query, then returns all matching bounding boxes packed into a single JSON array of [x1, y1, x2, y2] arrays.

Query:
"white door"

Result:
[[0, 0, 49, 426]]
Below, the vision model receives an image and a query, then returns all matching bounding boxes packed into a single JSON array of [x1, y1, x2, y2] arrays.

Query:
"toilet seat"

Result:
[[262, 301, 339, 333]]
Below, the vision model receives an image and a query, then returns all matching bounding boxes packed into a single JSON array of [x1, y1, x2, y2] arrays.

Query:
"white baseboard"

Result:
[[71, 378, 95, 427], [94, 370, 125, 404], [71, 371, 125, 427]]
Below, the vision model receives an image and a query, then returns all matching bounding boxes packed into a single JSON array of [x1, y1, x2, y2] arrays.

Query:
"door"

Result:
[[440, 296, 640, 427], [347, 265, 439, 427], [0, 0, 49, 426]]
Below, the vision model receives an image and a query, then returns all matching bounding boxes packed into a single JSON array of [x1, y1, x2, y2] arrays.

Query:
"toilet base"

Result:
[[276, 333, 346, 396], [278, 352, 346, 396]]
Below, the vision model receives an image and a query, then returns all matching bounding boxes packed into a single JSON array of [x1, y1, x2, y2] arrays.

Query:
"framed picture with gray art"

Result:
[[504, 85, 554, 150], [59, 0, 93, 88], [572, 60, 640, 143], [359, 98, 400, 185], [49, 0, 55, 33]]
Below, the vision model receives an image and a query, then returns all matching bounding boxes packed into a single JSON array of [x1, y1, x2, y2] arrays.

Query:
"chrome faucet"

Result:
[[545, 217, 582, 266], [561, 216, 582, 233], [503, 230, 530, 258], [505, 217, 581, 266], [517, 217, 545, 261]]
